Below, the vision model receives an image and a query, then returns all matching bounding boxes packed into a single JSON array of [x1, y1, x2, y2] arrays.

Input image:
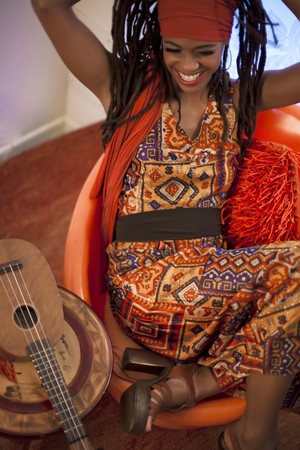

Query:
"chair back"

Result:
[[63, 104, 300, 429]]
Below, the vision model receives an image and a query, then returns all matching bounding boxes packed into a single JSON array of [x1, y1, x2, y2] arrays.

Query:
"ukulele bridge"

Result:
[[0, 259, 23, 275]]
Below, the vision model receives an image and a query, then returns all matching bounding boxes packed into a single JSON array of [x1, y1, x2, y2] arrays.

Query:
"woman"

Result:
[[32, 1, 300, 448]]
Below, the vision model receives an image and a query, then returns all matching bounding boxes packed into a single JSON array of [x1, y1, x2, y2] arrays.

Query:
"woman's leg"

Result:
[[104, 299, 154, 381], [147, 370, 295, 448], [223, 373, 295, 450], [106, 297, 297, 444], [105, 297, 222, 393], [107, 242, 300, 438]]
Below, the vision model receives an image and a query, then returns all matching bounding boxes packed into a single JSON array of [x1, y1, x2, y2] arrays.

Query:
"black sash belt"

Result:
[[115, 207, 221, 242]]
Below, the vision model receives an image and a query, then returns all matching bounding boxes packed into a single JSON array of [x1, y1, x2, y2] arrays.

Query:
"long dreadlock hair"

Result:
[[102, 0, 277, 157]]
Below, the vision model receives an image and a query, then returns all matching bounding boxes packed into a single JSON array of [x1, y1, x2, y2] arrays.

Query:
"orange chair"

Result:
[[63, 104, 300, 430]]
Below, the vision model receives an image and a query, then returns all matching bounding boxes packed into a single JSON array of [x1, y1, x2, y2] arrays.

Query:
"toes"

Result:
[[146, 377, 191, 432]]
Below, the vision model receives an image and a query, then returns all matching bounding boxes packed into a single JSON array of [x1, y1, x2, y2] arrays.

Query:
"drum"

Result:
[[0, 286, 112, 437]]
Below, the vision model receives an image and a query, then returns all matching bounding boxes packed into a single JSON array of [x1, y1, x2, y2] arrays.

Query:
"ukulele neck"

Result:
[[69, 437, 96, 450], [28, 338, 92, 449]]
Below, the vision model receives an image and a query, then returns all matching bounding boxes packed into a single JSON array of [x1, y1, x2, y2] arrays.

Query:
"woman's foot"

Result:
[[219, 423, 277, 450], [218, 425, 240, 450], [145, 365, 221, 431], [120, 349, 221, 435]]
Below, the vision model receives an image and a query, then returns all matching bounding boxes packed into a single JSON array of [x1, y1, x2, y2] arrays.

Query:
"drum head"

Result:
[[0, 286, 112, 437]]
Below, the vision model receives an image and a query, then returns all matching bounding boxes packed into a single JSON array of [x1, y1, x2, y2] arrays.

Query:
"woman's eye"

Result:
[[196, 51, 214, 57], [164, 47, 181, 53], [163, 48, 215, 56]]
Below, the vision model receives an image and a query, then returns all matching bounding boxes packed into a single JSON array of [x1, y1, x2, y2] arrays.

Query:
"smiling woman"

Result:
[[31, 1, 300, 449]]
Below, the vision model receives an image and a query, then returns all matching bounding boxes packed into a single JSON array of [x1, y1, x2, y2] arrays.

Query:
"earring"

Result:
[[226, 49, 232, 71]]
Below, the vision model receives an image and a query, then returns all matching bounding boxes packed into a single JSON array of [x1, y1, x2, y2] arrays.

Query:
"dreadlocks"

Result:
[[102, 0, 169, 145], [102, 0, 277, 157]]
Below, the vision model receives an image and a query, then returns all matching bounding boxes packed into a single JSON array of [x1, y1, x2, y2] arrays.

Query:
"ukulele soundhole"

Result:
[[13, 305, 38, 329]]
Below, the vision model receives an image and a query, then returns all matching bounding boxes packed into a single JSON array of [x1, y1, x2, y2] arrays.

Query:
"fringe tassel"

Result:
[[222, 140, 300, 248]]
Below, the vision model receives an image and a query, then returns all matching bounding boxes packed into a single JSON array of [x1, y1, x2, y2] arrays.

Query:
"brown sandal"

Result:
[[147, 367, 197, 426], [120, 348, 198, 434], [120, 348, 174, 435]]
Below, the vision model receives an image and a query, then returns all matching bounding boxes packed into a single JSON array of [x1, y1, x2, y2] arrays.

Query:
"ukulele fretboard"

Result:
[[28, 338, 87, 445]]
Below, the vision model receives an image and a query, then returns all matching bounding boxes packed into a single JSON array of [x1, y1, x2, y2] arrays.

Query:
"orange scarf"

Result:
[[90, 74, 164, 248]]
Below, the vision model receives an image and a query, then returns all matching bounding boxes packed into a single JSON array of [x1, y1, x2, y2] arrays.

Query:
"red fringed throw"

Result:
[[222, 139, 300, 248]]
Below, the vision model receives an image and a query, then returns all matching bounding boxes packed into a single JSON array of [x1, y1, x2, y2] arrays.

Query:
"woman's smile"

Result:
[[176, 69, 205, 85]]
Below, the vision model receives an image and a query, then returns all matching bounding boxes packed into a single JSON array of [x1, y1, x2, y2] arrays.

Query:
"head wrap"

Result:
[[158, 0, 237, 42]]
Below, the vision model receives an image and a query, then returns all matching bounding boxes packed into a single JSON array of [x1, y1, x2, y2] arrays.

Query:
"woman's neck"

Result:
[[168, 91, 210, 140]]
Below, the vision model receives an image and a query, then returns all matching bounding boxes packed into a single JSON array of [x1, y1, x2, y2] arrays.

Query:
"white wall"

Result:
[[0, 0, 113, 162], [0, 0, 69, 160]]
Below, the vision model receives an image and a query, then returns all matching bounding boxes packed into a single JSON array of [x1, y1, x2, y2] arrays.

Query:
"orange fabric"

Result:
[[90, 74, 164, 248], [158, 0, 237, 42]]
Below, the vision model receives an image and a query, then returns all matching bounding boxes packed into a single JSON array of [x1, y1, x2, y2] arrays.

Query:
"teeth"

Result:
[[178, 72, 201, 82]]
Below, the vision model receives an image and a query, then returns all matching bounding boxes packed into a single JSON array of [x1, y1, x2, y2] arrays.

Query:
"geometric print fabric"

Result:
[[108, 238, 300, 407]]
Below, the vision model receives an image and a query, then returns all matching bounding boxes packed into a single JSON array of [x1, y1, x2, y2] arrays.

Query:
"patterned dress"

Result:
[[107, 94, 300, 403]]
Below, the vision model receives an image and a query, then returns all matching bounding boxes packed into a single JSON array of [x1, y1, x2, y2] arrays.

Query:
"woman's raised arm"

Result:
[[31, 0, 112, 112], [258, 0, 300, 111]]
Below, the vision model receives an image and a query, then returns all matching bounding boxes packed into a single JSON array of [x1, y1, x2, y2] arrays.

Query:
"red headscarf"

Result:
[[158, 0, 237, 42]]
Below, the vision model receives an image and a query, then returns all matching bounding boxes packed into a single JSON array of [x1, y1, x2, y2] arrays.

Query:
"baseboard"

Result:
[[0, 117, 79, 163]]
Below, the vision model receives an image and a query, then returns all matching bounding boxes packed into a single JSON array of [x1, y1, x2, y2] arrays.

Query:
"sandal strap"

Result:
[[149, 369, 197, 416]]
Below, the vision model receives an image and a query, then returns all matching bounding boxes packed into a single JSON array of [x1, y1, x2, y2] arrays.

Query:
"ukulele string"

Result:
[[1, 265, 89, 448]]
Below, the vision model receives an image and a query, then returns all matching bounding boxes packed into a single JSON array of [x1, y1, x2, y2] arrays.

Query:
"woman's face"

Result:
[[161, 37, 225, 96]]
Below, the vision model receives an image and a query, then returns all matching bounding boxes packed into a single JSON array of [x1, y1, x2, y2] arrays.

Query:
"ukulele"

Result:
[[0, 239, 112, 449]]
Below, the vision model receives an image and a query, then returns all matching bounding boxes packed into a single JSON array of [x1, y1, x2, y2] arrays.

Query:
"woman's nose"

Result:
[[181, 53, 200, 72]]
